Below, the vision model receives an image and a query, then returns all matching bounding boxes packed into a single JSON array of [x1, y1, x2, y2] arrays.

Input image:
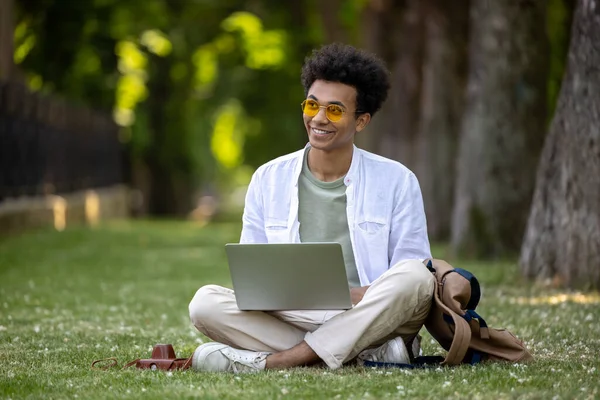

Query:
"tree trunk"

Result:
[[0, 0, 15, 80], [451, 0, 548, 258], [144, 52, 194, 216], [318, 0, 348, 43], [358, 0, 424, 173], [145, 54, 176, 215], [415, 0, 469, 241], [520, 0, 600, 289]]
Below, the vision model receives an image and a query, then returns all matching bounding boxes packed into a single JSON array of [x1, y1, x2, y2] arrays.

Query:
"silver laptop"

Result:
[[225, 243, 352, 311]]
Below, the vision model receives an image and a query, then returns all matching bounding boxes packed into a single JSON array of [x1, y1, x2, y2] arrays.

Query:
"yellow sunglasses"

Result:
[[301, 99, 359, 122]]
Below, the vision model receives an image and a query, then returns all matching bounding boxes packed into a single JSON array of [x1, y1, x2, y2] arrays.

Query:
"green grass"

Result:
[[1, 220, 599, 399]]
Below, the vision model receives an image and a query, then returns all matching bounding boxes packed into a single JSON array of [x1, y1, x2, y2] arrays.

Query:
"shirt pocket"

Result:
[[264, 217, 289, 243], [356, 219, 389, 253], [355, 219, 390, 274], [357, 219, 388, 235]]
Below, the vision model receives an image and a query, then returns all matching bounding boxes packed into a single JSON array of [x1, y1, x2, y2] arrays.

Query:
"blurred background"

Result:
[[2, 0, 597, 288]]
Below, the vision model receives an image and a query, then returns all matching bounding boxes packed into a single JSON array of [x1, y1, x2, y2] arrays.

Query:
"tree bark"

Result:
[[415, 0, 469, 241], [451, 0, 548, 258], [358, 0, 424, 173], [520, 0, 600, 289]]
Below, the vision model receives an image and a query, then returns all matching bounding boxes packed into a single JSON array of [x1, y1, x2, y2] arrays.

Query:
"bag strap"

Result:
[[91, 357, 124, 370], [362, 356, 445, 369], [122, 359, 142, 369], [452, 268, 481, 310], [463, 309, 490, 339], [431, 275, 473, 365], [91, 356, 193, 371], [425, 259, 489, 356], [181, 356, 193, 370]]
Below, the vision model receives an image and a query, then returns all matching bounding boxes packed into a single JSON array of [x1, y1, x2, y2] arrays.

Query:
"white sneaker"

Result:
[[191, 342, 269, 373], [357, 336, 412, 366]]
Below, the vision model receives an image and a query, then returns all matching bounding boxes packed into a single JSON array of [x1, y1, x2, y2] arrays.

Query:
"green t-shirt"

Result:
[[298, 149, 361, 288]]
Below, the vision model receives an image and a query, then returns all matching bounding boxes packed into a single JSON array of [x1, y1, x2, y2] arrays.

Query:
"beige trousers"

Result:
[[188, 259, 434, 369]]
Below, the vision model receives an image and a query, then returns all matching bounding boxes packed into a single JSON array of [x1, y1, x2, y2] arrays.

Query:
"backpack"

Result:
[[422, 258, 533, 365]]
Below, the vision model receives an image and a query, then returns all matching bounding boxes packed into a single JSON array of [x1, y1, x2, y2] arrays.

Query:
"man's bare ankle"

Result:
[[265, 341, 321, 369], [265, 353, 287, 369]]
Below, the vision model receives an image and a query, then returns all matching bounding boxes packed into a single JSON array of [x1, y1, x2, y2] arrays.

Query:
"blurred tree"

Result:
[[13, 0, 321, 215], [318, 0, 348, 43], [129, 1, 243, 215], [451, 0, 549, 258], [358, 0, 469, 242], [14, 0, 120, 108], [0, 0, 16, 80], [414, 0, 469, 241], [13, 0, 575, 227], [230, 2, 317, 170], [359, 0, 424, 173], [520, 0, 600, 289], [546, 0, 576, 119]]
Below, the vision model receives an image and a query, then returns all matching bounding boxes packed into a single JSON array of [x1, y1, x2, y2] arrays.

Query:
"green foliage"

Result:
[[1, 221, 599, 399], [12, 0, 573, 216], [13, 1, 321, 205], [339, 0, 369, 45], [14, 0, 119, 108]]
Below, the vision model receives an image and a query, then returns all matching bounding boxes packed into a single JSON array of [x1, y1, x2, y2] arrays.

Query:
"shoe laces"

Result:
[[223, 349, 267, 373]]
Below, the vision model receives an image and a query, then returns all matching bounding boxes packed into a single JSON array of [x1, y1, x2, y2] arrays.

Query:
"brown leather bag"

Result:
[[92, 344, 192, 371], [424, 259, 533, 365]]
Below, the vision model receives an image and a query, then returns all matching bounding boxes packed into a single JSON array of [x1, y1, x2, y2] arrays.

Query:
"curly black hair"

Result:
[[301, 43, 391, 116]]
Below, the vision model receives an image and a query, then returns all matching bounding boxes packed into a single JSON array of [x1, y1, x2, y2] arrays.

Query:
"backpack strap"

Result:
[[362, 355, 445, 369], [430, 276, 473, 365], [425, 259, 475, 365], [452, 268, 481, 310], [427, 260, 490, 340], [463, 309, 490, 339]]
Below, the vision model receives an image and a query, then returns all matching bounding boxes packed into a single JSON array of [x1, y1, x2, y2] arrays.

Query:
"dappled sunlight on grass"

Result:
[[511, 292, 600, 305]]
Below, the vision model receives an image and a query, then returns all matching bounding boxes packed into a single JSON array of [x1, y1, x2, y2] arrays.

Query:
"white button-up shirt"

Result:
[[240, 144, 431, 286]]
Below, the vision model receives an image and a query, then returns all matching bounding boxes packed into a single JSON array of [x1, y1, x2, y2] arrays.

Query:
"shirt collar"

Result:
[[296, 143, 360, 187]]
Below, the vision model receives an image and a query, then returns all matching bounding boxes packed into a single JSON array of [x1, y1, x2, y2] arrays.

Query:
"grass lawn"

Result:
[[1, 220, 599, 399]]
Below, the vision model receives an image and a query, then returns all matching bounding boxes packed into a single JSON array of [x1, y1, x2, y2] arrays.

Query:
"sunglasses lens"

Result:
[[326, 105, 343, 122], [302, 100, 319, 116], [302, 99, 345, 122]]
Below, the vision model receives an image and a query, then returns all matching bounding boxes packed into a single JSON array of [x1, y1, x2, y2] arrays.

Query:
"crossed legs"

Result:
[[188, 259, 434, 370]]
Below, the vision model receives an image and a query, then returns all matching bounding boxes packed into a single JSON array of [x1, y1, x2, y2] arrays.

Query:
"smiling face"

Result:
[[303, 80, 370, 154]]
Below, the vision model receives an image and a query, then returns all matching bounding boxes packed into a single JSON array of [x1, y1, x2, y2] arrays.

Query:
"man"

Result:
[[188, 43, 434, 373]]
